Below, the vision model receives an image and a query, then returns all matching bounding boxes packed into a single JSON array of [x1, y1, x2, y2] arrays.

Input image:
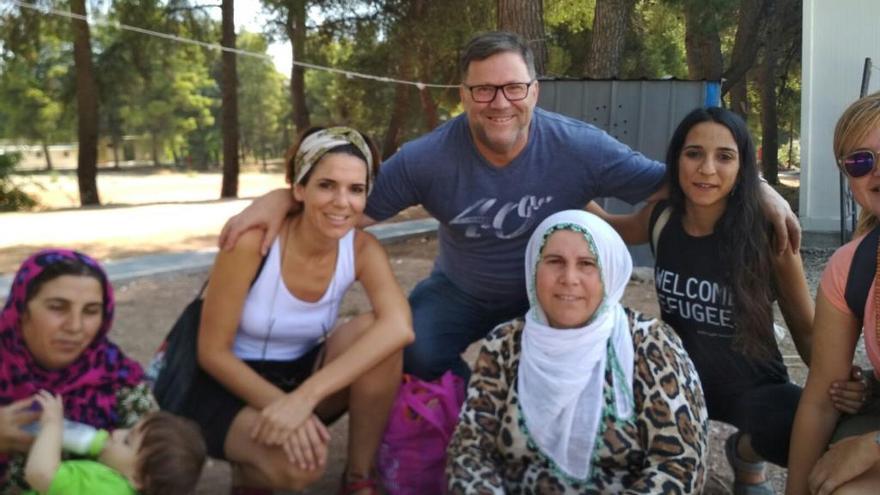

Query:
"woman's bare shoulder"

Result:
[[353, 228, 380, 252]]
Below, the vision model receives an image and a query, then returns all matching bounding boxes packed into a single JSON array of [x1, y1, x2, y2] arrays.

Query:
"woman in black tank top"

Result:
[[589, 107, 866, 494]]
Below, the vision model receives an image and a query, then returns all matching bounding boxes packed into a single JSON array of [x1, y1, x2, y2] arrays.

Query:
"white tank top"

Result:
[[233, 229, 356, 361]]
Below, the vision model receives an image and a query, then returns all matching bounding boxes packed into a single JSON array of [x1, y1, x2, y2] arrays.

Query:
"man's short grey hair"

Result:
[[459, 31, 537, 81]]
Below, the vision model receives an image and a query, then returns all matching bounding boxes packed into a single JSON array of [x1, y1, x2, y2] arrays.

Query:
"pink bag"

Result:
[[378, 371, 466, 495]]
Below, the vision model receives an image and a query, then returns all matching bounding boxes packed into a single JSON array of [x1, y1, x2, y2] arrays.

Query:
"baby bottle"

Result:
[[23, 419, 109, 457]]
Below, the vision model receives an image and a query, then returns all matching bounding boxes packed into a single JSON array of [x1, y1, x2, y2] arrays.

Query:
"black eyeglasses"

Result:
[[838, 149, 880, 178], [462, 81, 534, 103]]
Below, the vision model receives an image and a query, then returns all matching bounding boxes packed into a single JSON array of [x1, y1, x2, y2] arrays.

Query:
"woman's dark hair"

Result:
[[666, 106, 775, 360], [25, 256, 105, 305], [284, 126, 380, 187]]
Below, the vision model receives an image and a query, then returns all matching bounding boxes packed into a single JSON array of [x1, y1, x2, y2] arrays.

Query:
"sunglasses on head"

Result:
[[838, 149, 880, 178]]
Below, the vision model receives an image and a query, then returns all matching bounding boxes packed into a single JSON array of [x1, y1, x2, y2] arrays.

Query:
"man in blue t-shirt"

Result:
[[220, 31, 799, 380]]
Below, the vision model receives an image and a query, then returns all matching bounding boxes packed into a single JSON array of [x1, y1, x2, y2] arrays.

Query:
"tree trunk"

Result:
[[411, 0, 436, 131], [286, 0, 310, 133], [759, 62, 778, 184], [729, 79, 749, 119], [41, 140, 53, 171], [418, 86, 438, 131], [70, 0, 100, 205], [584, 0, 636, 78], [151, 132, 160, 167], [220, 0, 239, 198], [684, 3, 724, 80], [382, 82, 411, 159], [111, 135, 120, 169], [496, 0, 547, 75], [787, 116, 795, 169], [282, 120, 292, 157], [757, 0, 800, 184], [722, 0, 769, 96], [759, 43, 780, 184]]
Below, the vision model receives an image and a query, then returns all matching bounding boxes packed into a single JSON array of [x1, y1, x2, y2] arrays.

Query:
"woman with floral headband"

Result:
[[180, 126, 413, 495]]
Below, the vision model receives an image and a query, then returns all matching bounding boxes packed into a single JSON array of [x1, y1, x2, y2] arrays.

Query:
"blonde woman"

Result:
[[787, 92, 880, 495]]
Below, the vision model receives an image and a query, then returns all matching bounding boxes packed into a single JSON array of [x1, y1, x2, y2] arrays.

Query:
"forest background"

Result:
[[0, 0, 803, 210]]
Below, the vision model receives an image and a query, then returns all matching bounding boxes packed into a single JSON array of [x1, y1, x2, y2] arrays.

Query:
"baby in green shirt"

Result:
[[24, 391, 206, 495]]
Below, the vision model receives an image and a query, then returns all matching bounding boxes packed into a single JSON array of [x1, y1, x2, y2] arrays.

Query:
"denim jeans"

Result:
[[403, 270, 529, 381]]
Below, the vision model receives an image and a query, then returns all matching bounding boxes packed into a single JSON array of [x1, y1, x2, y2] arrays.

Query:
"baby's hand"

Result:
[[33, 391, 63, 426]]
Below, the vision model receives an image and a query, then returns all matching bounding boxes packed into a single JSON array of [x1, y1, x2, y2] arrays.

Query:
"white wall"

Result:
[[801, 0, 880, 231], [1, 144, 77, 170]]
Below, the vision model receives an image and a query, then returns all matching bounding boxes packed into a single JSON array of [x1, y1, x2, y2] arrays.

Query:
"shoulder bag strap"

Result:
[[845, 225, 880, 321], [648, 200, 672, 258]]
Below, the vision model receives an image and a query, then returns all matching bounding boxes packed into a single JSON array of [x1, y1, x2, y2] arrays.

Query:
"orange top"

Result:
[[820, 233, 880, 376]]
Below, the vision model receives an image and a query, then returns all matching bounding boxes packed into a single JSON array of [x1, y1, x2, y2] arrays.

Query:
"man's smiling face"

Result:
[[460, 51, 538, 166]]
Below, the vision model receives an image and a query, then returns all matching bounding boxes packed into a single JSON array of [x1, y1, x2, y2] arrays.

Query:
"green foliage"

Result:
[[0, 59, 69, 139], [0, 17, 74, 159], [544, 0, 689, 79], [778, 138, 800, 169], [0, 153, 37, 211], [776, 55, 802, 168], [97, 0, 218, 167], [298, 0, 490, 146], [544, 22, 590, 77], [546, 0, 596, 32], [238, 31, 288, 164], [117, 45, 216, 163], [0, 0, 800, 187], [664, 0, 739, 34], [622, 1, 688, 78], [544, 0, 592, 76]]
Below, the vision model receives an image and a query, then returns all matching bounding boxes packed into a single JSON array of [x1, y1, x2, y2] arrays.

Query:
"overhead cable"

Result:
[[8, 0, 458, 89]]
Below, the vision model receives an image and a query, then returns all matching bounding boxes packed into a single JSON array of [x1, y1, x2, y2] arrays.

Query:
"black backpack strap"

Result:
[[252, 253, 269, 288], [647, 199, 672, 258], [845, 225, 880, 320]]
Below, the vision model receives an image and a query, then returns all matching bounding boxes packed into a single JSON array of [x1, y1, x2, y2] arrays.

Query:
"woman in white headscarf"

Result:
[[446, 210, 708, 494]]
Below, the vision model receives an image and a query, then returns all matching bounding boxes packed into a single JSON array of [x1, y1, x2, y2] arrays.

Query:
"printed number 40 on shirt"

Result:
[[450, 196, 554, 239]]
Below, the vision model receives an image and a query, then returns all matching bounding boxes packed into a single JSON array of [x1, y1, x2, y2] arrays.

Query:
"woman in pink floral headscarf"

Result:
[[0, 249, 155, 490]]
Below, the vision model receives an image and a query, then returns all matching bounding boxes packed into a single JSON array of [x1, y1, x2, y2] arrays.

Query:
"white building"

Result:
[[0, 136, 167, 171], [0, 143, 77, 170], [800, 0, 880, 232]]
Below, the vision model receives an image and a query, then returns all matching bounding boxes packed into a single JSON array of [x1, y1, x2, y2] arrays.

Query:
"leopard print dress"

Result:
[[447, 308, 708, 494]]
